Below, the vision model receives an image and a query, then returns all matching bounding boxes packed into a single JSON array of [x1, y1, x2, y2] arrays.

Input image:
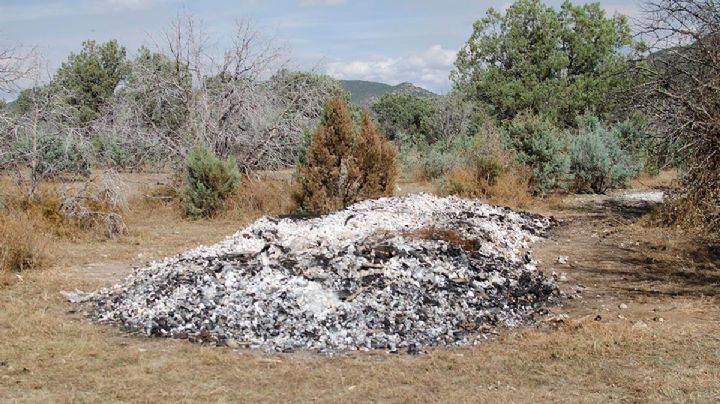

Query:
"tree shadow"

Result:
[[574, 243, 720, 298]]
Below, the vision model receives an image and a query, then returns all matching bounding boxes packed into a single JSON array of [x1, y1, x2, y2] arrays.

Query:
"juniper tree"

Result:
[[295, 97, 398, 214]]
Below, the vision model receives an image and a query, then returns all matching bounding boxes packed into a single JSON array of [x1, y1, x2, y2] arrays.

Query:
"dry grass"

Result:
[[629, 169, 677, 190], [0, 214, 47, 273], [1, 170, 719, 402], [1, 270, 718, 402], [223, 175, 296, 219], [439, 166, 534, 210], [403, 226, 481, 251], [1, 179, 128, 241]]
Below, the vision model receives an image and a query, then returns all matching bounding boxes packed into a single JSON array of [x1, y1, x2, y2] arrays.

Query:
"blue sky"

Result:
[[0, 0, 642, 97]]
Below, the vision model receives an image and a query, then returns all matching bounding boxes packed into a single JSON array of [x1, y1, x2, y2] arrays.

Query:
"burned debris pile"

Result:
[[88, 194, 558, 353]]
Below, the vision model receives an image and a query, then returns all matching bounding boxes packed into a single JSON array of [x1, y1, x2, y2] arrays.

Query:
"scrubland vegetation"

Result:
[[0, 0, 719, 401], [0, 0, 716, 291], [1, 0, 718, 274]]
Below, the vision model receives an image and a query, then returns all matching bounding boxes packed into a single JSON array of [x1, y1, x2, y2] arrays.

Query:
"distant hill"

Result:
[[339, 80, 436, 106]]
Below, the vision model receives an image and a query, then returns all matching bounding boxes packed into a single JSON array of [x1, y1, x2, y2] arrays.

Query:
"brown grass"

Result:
[[403, 226, 481, 251], [439, 166, 534, 210], [629, 169, 677, 190], [223, 175, 296, 219], [1, 271, 717, 402], [1, 170, 719, 402], [0, 214, 47, 273]]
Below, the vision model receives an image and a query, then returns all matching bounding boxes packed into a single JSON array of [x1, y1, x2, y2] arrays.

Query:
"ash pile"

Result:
[[89, 194, 558, 353]]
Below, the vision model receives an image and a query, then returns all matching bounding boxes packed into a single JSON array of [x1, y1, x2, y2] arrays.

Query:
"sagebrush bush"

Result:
[[570, 115, 639, 193], [399, 132, 471, 180], [504, 114, 570, 194], [437, 126, 533, 208], [8, 134, 91, 182], [181, 144, 240, 218], [294, 96, 398, 214]]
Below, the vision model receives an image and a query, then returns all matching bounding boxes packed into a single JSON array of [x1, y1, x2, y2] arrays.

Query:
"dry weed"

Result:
[[0, 214, 47, 273], [440, 166, 534, 210], [435, 124, 535, 209], [649, 168, 719, 236], [58, 173, 129, 239], [1, 174, 129, 240], [403, 226, 482, 251], [223, 175, 295, 219]]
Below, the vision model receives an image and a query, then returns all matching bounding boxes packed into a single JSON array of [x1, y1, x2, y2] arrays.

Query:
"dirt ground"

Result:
[[1, 172, 719, 403]]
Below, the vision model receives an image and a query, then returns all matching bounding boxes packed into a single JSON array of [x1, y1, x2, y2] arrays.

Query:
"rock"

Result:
[[60, 290, 94, 303], [81, 194, 559, 353], [632, 320, 648, 330], [556, 256, 569, 265], [619, 303, 628, 310]]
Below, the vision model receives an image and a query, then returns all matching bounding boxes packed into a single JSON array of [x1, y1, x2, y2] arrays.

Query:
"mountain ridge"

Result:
[[339, 80, 436, 106]]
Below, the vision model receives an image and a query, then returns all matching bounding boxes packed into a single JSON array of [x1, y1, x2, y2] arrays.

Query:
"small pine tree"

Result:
[[181, 144, 240, 218], [294, 97, 398, 214]]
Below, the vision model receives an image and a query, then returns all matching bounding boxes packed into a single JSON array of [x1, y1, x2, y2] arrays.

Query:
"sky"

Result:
[[0, 0, 642, 98]]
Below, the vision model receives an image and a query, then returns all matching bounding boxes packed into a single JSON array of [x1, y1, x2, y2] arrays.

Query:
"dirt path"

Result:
[[1, 187, 719, 402]]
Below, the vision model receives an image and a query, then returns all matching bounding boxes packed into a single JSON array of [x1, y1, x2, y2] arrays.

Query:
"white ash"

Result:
[[88, 194, 558, 353], [620, 190, 665, 203]]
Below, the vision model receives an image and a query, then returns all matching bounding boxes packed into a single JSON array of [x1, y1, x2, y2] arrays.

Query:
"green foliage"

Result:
[[11, 134, 91, 179], [453, 0, 636, 125], [373, 90, 481, 149], [371, 93, 433, 141], [91, 135, 165, 170], [93, 137, 132, 168], [180, 145, 240, 218], [119, 47, 191, 134], [504, 114, 570, 194], [399, 131, 473, 179], [269, 69, 348, 112], [12, 85, 52, 115], [54, 39, 129, 123], [612, 117, 664, 175], [569, 114, 639, 193]]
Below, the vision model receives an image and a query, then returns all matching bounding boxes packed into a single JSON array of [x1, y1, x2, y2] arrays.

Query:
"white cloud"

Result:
[[299, 0, 346, 7], [324, 45, 456, 93], [603, 4, 641, 19], [96, 0, 162, 11]]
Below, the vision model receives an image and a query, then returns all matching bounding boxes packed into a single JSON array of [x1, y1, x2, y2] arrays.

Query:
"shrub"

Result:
[[399, 132, 472, 180], [59, 173, 129, 238], [223, 175, 295, 220], [0, 214, 46, 273], [504, 114, 570, 194], [570, 115, 639, 193], [613, 118, 665, 176], [294, 96, 398, 214], [12, 134, 91, 179], [180, 144, 240, 218], [437, 127, 533, 208]]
